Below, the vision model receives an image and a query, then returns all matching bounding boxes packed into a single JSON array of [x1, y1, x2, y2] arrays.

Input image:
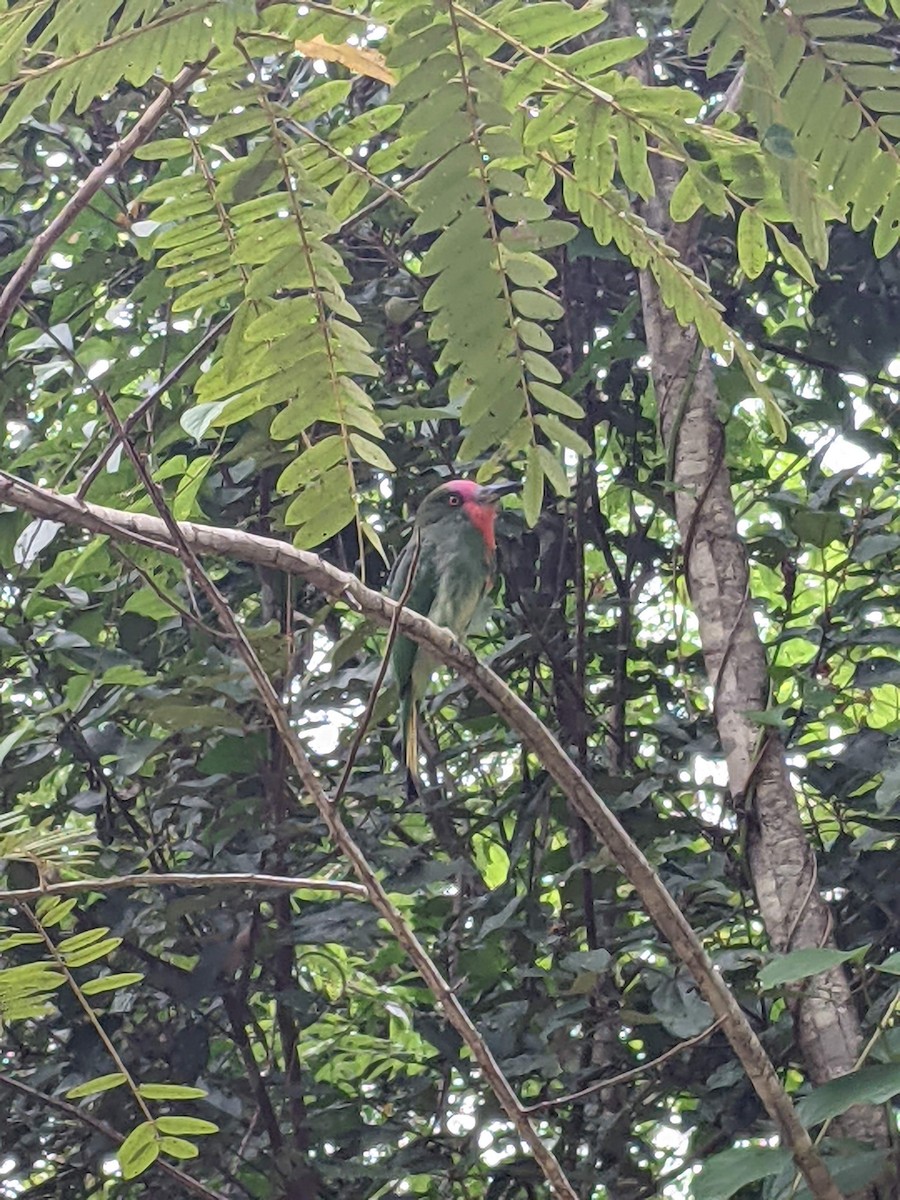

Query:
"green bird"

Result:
[[389, 478, 521, 798]]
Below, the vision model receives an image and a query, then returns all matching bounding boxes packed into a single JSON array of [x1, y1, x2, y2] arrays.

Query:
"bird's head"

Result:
[[414, 479, 521, 552]]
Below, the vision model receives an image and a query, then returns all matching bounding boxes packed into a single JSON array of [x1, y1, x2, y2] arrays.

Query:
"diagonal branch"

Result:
[[0, 468, 839, 1198]]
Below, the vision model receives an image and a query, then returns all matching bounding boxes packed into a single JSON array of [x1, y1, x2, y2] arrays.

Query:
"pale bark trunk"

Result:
[[636, 155, 889, 1160]]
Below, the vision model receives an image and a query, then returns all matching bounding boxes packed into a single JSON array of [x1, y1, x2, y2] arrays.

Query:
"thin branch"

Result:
[[0, 62, 207, 338], [523, 1017, 726, 1113], [0, 1071, 228, 1200], [0, 468, 840, 1198], [0, 871, 368, 904]]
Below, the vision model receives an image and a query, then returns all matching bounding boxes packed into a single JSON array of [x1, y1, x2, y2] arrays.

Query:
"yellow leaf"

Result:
[[294, 36, 396, 86]]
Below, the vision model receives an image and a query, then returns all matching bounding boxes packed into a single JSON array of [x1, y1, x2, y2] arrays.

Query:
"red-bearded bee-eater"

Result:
[[388, 478, 521, 799]]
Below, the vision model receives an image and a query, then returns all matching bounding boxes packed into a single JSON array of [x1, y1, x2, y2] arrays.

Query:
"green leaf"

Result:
[[159, 1136, 200, 1160], [535, 414, 592, 457], [138, 1083, 208, 1101], [0, 933, 44, 951], [669, 172, 702, 223], [510, 289, 564, 321], [522, 444, 543, 527], [100, 665, 158, 686], [61, 937, 122, 968], [35, 897, 77, 927], [694, 1146, 791, 1200], [798, 1064, 900, 1127], [771, 227, 816, 285], [350, 434, 395, 472], [155, 1115, 219, 1136], [529, 381, 585, 419], [81, 973, 145, 995], [133, 138, 192, 160], [737, 208, 768, 280], [758, 945, 867, 988], [492, 2, 608, 49], [66, 1072, 128, 1099], [117, 1121, 159, 1181], [57, 927, 112, 954], [277, 436, 347, 495], [875, 952, 900, 975]]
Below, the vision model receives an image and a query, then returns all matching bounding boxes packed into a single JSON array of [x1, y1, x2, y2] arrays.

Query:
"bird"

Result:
[[388, 478, 521, 799]]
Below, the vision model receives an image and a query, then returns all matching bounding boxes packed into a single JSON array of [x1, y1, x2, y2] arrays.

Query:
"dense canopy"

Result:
[[0, 2, 899, 1199]]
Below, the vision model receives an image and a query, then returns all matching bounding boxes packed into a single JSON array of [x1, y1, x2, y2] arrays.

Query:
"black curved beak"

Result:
[[478, 481, 521, 503]]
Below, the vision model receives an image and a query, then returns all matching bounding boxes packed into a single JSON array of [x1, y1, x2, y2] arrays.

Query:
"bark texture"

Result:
[[637, 156, 889, 1159]]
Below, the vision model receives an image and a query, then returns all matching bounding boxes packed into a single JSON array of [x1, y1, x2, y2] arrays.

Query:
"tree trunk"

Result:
[[635, 153, 889, 1164]]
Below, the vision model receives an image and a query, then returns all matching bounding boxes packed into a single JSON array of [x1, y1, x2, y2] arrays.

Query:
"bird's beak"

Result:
[[477, 481, 521, 504]]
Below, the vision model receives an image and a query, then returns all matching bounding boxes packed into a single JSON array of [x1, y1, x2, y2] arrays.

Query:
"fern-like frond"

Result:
[[0, 0, 258, 140], [680, 0, 900, 256]]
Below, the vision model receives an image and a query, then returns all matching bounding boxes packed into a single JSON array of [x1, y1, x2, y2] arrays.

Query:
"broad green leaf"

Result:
[[66, 1072, 127, 1099], [277, 436, 347, 495], [529, 381, 585, 419], [737, 208, 767, 279], [758, 945, 867, 988], [491, 1, 608, 48], [61, 937, 122, 968], [34, 897, 77, 927], [159, 1137, 200, 1160], [57, 927, 112, 954], [798, 1064, 900, 1127], [0, 933, 44, 951], [350, 434, 395, 472], [118, 1122, 160, 1181], [522, 443, 543, 527], [694, 1146, 791, 1200], [138, 1083, 208, 1101], [81, 973, 145, 996], [535, 413, 592, 457], [510, 289, 564, 321], [155, 1115, 219, 1136]]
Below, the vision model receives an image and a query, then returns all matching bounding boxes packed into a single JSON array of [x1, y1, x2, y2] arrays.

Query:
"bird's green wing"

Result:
[[388, 531, 438, 696]]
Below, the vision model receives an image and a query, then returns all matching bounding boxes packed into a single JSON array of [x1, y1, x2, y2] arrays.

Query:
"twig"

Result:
[[523, 1017, 726, 1113], [0, 1071, 228, 1200], [0, 62, 207, 338], [0, 871, 367, 904], [0, 467, 841, 1199]]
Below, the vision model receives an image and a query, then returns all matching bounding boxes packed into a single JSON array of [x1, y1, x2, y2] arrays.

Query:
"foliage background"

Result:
[[0, 0, 899, 1198]]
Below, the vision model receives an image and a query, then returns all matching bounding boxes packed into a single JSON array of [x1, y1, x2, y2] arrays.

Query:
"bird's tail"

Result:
[[401, 690, 419, 801]]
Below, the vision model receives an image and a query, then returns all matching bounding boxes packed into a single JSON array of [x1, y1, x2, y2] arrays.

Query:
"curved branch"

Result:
[[0, 468, 838, 1199]]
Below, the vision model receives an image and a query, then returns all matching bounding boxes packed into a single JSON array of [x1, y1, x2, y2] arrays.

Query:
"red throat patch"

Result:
[[440, 481, 498, 556], [462, 497, 497, 554]]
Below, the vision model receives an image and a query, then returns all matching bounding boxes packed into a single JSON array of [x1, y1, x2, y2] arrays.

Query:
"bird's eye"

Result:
[[447, 494, 461, 507]]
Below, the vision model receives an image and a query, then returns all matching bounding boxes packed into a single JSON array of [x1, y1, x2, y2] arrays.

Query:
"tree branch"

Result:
[[0, 468, 838, 1197], [0, 871, 367, 904]]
